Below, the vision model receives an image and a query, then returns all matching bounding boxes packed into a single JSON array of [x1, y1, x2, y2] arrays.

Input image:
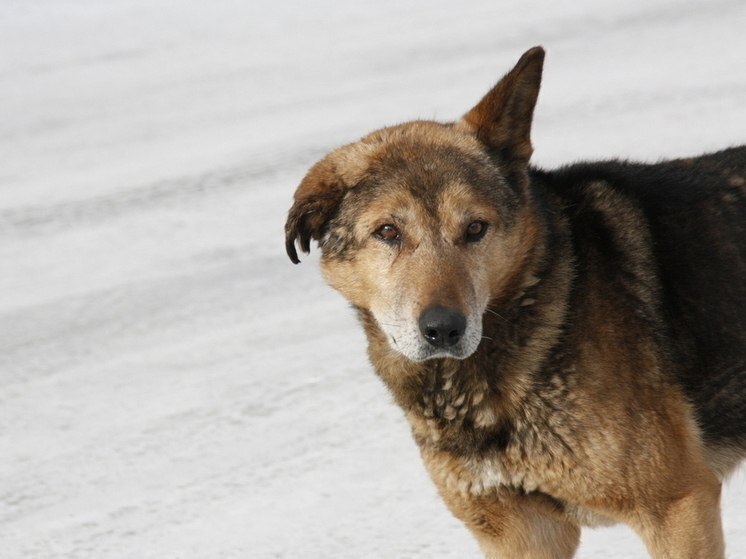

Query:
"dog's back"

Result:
[[539, 146, 746, 465]]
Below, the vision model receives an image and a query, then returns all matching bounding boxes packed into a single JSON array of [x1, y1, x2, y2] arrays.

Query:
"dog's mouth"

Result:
[[390, 338, 480, 362]]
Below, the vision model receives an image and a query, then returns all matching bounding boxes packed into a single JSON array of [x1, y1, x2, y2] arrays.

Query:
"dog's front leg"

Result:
[[422, 448, 579, 558], [635, 479, 725, 559], [473, 505, 580, 559], [441, 492, 580, 559]]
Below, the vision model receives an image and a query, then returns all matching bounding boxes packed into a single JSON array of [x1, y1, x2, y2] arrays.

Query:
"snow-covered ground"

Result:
[[1, 1, 744, 557]]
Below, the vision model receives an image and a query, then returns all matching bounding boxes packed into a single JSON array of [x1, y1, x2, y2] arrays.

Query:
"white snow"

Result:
[[1, 0, 745, 557]]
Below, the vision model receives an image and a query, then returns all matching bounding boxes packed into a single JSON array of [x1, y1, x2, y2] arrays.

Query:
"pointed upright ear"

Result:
[[285, 142, 376, 264], [460, 46, 545, 166]]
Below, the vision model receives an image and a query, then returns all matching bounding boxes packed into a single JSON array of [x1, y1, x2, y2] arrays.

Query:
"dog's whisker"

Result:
[[485, 308, 507, 322]]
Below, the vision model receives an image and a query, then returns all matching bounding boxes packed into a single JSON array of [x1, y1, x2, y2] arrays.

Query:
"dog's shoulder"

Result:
[[529, 146, 746, 293]]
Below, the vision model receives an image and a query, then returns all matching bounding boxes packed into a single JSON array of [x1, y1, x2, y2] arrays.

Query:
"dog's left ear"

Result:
[[461, 46, 545, 167]]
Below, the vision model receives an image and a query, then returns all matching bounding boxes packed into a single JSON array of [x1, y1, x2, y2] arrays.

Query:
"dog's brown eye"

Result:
[[375, 224, 401, 243], [465, 220, 487, 242]]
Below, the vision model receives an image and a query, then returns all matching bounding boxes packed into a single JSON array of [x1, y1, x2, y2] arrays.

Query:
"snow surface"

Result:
[[1, 0, 745, 557]]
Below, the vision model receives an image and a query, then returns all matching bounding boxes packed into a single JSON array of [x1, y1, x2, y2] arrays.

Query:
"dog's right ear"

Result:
[[285, 143, 375, 264], [285, 158, 345, 264]]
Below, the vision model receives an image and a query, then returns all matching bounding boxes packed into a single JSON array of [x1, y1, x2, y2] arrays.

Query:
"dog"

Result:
[[284, 46, 745, 558]]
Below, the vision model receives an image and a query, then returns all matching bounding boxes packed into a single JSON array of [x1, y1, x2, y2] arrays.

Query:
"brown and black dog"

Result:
[[285, 47, 746, 558]]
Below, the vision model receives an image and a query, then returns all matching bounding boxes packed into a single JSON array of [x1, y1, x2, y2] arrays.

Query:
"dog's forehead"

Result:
[[361, 120, 481, 151], [365, 122, 487, 176], [356, 122, 506, 200]]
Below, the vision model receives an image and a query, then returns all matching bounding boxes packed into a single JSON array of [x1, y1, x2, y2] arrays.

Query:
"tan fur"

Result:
[[285, 46, 742, 558]]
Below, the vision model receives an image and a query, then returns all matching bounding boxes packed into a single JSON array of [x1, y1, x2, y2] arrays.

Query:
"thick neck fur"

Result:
[[358, 184, 576, 456]]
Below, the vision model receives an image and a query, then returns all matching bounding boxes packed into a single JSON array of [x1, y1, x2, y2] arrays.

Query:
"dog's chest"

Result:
[[420, 445, 617, 528], [419, 435, 543, 498], [410, 372, 575, 500], [411, 405, 544, 498], [415, 371, 497, 434], [403, 363, 616, 524]]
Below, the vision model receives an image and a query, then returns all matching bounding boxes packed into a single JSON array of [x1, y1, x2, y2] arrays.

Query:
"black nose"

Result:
[[418, 306, 466, 348]]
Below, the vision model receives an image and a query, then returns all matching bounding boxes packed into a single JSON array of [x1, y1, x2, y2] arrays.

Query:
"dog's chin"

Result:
[[387, 338, 480, 362], [418, 346, 475, 362]]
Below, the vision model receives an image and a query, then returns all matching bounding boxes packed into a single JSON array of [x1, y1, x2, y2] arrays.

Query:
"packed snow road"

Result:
[[1, 0, 744, 557]]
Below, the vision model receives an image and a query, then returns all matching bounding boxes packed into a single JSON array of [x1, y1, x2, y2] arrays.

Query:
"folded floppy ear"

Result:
[[461, 46, 545, 167], [285, 158, 344, 264], [285, 142, 375, 264]]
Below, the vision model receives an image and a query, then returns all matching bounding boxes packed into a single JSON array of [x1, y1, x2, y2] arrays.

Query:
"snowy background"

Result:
[[1, 0, 745, 557]]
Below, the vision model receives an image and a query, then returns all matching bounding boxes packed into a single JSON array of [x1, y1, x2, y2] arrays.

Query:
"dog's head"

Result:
[[286, 47, 544, 362]]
